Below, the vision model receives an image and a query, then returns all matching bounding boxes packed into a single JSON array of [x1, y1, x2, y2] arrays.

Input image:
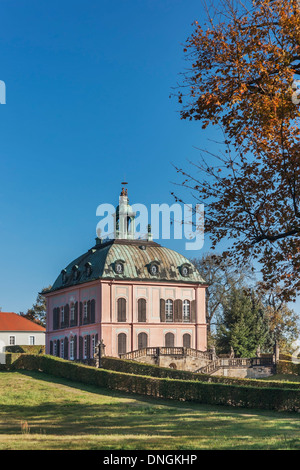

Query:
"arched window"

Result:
[[117, 298, 126, 322], [165, 299, 173, 322], [183, 300, 190, 322], [118, 333, 127, 355], [183, 333, 191, 348], [138, 298, 146, 322], [138, 332, 148, 349], [165, 332, 175, 347]]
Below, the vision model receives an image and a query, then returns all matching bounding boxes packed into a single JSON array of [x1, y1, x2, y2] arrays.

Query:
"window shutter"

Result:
[[55, 308, 59, 330], [65, 304, 69, 328], [87, 300, 91, 324], [138, 299, 146, 322], [118, 333, 127, 355], [87, 335, 91, 359], [74, 302, 78, 326], [191, 300, 196, 322], [53, 309, 56, 330], [64, 337, 68, 359], [138, 332, 148, 349], [178, 299, 182, 322], [160, 299, 165, 322], [165, 332, 174, 347], [74, 335, 77, 360], [79, 336, 83, 360], [50, 340, 53, 355], [174, 300, 179, 322], [57, 339, 60, 357], [79, 302, 83, 325], [183, 333, 191, 348], [117, 298, 126, 322], [91, 299, 95, 323], [174, 300, 182, 322]]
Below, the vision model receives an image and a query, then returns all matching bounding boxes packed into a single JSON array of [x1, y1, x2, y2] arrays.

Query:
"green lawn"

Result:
[[1, 370, 300, 450]]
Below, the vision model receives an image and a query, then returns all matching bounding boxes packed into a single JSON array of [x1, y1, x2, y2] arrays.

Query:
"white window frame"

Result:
[[61, 306, 65, 324], [70, 336, 74, 360], [54, 341, 57, 356], [91, 335, 95, 357], [9, 335, 16, 346], [29, 335, 35, 345], [83, 301, 88, 320], [165, 299, 173, 322], [70, 303, 75, 322], [84, 336, 87, 359], [60, 339, 64, 358], [183, 300, 190, 322]]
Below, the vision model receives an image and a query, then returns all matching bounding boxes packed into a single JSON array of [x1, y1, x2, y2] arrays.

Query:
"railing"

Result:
[[120, 346, 212, 361], [195, 359, 222, 374], [222, 358, 252, 368], [120, 348, 148, 360], [186, 347, 214, 361], [196, 356, 275, 374], [251, 356, 274, 366]]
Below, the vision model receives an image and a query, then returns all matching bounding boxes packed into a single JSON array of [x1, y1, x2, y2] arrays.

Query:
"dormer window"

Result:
[[72, 265, 79, 280], [114, 259, 125, 275], [61, 269, 67, 284], [85, 262, 92, 277], [180, 264, 191, 277], [148, 261, 160, 276]]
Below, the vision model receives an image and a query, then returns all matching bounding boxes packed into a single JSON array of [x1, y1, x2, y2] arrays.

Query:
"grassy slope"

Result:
[[1, 370, 300, 450]]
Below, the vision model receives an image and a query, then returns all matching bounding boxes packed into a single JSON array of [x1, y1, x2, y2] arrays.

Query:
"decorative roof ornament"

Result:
[[115, 182, 136, 240]]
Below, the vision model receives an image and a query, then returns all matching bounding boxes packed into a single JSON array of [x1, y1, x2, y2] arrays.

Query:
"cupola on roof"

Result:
[[46, 186, 205, 293]]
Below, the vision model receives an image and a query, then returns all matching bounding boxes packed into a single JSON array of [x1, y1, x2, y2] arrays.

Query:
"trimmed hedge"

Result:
[[5, 345, 45, 354], [9, 354, 300, 412], [100, 356, 300, 390], [277, 360, 300, 376]]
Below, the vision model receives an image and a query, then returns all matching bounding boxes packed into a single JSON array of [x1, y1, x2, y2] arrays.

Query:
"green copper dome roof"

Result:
[[48, 239, 205, 293]]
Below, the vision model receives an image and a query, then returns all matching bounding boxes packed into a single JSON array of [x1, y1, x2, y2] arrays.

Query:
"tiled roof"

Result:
[[46, 238, 206, 293], [0, 312, 45, 332]]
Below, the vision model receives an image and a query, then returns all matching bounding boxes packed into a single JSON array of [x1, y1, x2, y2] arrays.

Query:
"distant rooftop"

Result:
[[0, 312, 45, 332]]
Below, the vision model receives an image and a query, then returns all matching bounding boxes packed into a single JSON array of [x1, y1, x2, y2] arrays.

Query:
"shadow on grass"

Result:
[[2, 370, 300, 450]]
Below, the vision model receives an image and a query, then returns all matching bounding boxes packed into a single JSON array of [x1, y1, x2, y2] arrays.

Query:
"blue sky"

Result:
[[0, 0, 298, 315]]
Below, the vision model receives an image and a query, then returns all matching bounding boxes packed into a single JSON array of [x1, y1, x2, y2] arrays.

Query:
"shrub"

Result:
[[277, 360, 300, 375], [5, 345, 45, 354]]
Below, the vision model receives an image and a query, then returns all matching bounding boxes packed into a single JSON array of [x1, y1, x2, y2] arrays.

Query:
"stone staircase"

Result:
[[120, 347, 213, 371], [119, 347, 276, 378], [196, 356, 275, 377]]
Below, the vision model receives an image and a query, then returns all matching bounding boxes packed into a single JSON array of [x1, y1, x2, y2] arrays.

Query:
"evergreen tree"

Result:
[[216, 287, 269, 357]]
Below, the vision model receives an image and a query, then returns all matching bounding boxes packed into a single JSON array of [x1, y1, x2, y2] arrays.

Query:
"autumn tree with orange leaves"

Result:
[[174, 0, 300, 301]]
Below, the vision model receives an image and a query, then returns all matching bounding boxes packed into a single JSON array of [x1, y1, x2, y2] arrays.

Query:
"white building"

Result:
[[0, 311, 45, 351]]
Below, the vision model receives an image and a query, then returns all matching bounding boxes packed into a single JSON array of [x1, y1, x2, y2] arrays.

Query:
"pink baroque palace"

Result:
[[44, 188, 208, 361]]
